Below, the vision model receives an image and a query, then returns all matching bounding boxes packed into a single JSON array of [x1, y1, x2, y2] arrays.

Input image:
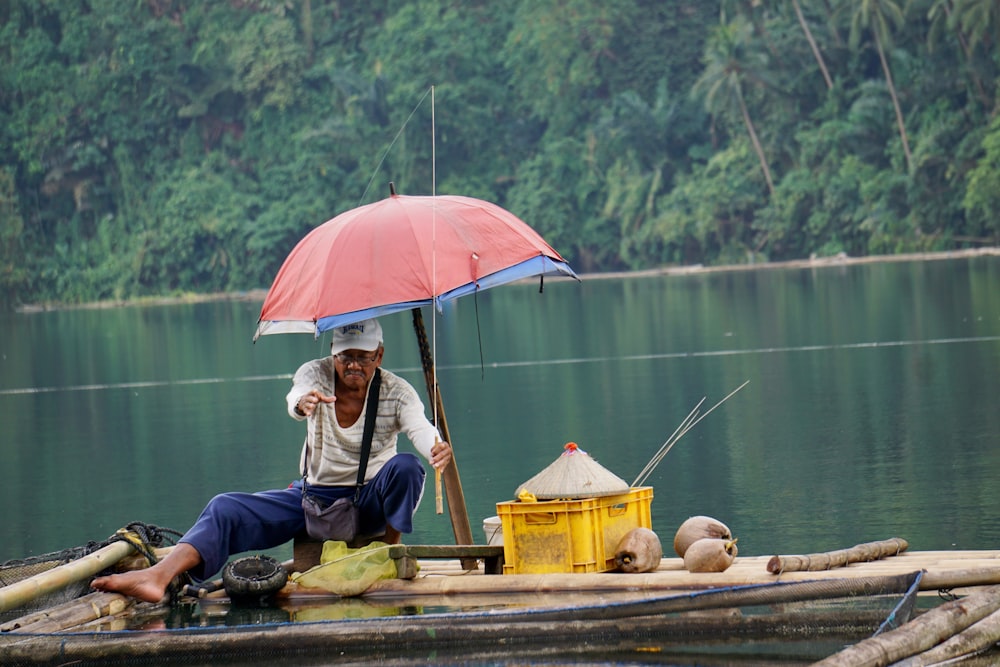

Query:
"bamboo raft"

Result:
[[354, 547, 1000, 597], [2, 542, 1000, 666]]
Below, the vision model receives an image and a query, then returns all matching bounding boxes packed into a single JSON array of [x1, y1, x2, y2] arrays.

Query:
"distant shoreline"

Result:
[[16, 247, 999, 313], [579, 247, 999, 280]]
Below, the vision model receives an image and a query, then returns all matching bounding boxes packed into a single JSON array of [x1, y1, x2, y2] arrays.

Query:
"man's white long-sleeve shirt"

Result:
[[287, 359, 438, 486]]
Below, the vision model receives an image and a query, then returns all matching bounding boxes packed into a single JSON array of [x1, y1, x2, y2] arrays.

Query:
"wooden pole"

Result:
[[814, 583, 1000, 667], [895, 607, 1000, 666], [411, 309, 475, 560], [767, 538, 909, 573], [0, 541, 136, 613], [2, 590, 132, 634]]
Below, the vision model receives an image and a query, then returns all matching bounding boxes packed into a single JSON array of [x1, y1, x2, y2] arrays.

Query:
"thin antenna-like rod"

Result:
[[358, 88, 432, 206], [632, 380, 749, 487], [431, 85, 437, 426], [431, 85, 443, 515], [631, 400, 703, 485]]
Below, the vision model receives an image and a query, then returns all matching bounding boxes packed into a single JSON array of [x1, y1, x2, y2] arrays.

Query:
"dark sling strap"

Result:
[[352, 367, 382, 500], [302, 367, 382, 501]]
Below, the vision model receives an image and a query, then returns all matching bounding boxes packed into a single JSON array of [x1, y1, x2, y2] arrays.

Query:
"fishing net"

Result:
[[0, 569, 960, 666], [0, 522, 181, 620]]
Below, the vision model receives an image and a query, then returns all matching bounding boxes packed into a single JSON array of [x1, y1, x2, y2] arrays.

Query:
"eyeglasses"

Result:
[[334, 353, 378, 367]]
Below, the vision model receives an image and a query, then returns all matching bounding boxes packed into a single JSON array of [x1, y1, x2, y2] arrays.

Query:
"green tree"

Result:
[[365, 1, 518, 200], [962, 115, 1000, 243], [652, 140, 768, 264], [693, 19, 776, 199], [0, 167, 28, 308], [950, 0, 1000, 52], [721, 0, 784, 63], [506, 137, 611, 272], [0, 0, 997, 306], [225, 11, 306, 114], [793, 0, 835, 89], [846, 0, 914, 172], [926, 0, 992, 110], [588, 80, 709, 268], [140, 155, 259, 293], [503, 0, 615, 135]]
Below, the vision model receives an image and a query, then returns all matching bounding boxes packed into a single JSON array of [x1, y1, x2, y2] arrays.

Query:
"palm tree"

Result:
[[693, 19, 776, 198], [927, 0, 992, 110], [793, 0, 835, 89], [821, 0, 847, 47], [951, 0, 1000, 52], [721, 0, 784, 64], [847, 0, 913, 172]]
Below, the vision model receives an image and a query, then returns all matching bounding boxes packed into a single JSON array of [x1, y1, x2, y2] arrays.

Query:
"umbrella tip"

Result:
[[389, 182, 397, 196]]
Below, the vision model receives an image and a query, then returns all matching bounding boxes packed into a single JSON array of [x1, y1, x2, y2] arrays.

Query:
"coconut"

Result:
[[613, 527, 663, 573], [683, 537, 739, 573], [673, 515, 733, 557]]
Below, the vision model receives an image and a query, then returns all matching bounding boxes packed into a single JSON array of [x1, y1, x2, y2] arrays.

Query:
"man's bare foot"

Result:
[[91, 569, 169, 604], [91, 542, 202, 604]]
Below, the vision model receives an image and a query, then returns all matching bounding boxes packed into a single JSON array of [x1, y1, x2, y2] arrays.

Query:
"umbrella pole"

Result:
[[411, 310, 476, 562]]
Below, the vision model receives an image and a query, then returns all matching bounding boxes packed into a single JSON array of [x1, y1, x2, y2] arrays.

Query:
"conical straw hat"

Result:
[[516, 442, 630, 499]]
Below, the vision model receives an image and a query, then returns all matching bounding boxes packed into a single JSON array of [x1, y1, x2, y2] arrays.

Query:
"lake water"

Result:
[[1, 254, 998, 572]]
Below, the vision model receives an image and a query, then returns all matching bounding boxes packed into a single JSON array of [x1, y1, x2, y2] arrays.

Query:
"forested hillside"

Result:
[[1, 0, 998, 309]]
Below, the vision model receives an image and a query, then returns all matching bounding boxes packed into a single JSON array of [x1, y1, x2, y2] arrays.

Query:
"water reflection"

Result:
[[0, 257, 998, 566]]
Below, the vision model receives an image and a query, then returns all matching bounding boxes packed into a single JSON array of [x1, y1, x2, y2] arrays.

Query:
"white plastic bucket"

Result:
[[482, 515, 503, 546]]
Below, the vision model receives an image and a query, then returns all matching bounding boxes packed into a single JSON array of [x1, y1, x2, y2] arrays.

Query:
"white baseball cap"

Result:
[[330, 319, 383, 355]]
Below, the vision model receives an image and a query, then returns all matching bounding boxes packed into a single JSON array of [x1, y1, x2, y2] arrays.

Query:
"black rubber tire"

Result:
[[222, 555, 288, 604]]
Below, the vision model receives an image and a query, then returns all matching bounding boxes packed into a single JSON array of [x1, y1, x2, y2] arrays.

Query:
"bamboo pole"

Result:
[[920, 566, 1000, 591], [813, 583, 1000, 667], [434, 434, 444, 514], [435, 469, 443, 514], [356, 556, 1000, 598], [411, 309, 474, 560], [894, 607, 1000, 666], [767, 538, 909, 573], [71, 613, 130, 632], [0, 541, 136, 613], [2, 591, 132, 634]]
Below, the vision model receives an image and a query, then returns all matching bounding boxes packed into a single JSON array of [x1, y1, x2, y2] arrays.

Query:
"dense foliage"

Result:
[[1, 0, 998, 308]]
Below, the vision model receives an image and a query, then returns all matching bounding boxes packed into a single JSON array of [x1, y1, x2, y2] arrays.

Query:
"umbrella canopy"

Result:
[[254, 192, 578, 339]]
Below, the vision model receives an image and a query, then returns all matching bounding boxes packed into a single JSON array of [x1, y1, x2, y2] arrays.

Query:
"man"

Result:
[[92, 318, 451, 603]]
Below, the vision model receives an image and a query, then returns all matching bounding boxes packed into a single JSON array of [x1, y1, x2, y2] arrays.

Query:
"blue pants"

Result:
[[179, 453, 426, 579]]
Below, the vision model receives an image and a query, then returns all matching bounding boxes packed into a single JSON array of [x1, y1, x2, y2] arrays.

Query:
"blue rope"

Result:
[[873, 569, 923, 636]]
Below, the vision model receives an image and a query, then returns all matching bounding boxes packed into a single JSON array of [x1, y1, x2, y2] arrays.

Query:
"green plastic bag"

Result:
[[291, 541, 407, 596]]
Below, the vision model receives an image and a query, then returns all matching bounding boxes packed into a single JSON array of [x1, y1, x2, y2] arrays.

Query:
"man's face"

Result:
[[333, 347, 383, 388]]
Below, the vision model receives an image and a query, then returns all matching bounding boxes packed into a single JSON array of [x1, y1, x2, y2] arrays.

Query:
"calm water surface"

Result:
[[1, 256, 998, 570]]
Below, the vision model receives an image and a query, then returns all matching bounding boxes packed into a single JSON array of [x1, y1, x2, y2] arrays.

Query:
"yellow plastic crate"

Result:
[[496, 487, 653, 574]]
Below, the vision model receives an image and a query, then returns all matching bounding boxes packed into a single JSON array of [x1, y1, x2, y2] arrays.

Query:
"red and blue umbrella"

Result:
[[253, 188, 577, 549], [254, 191, 577, 339]]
